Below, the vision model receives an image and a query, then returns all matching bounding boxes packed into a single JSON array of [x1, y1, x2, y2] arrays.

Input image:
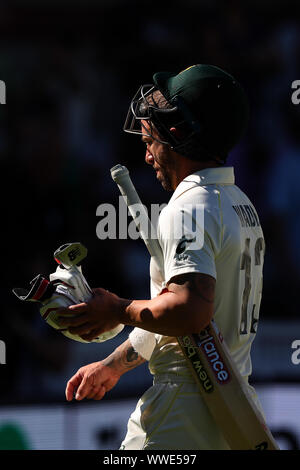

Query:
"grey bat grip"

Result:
[[110, 164, 164, 273]]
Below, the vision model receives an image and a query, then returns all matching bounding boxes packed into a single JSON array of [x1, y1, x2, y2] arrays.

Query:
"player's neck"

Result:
[[172, 156, 222, 190]]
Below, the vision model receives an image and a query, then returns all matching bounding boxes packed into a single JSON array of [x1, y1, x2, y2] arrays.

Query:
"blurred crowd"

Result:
[[0, 0, 300, 404]]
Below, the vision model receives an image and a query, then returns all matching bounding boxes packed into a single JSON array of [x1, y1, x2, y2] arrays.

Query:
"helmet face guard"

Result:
[[123, 84, 202, 154]]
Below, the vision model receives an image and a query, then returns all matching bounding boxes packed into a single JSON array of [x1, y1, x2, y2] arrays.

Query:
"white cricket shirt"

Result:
[[149, 166, 265, 381]]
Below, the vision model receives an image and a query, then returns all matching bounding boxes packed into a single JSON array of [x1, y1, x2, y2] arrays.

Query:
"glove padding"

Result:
[[13, 264, 124, 343]]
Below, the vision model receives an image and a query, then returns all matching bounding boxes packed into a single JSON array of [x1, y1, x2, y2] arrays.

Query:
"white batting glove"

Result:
[[13, 243, 124, 343]]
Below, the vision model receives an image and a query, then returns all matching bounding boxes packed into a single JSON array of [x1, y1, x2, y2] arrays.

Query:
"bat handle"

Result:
[[110, 164, 164, 268]]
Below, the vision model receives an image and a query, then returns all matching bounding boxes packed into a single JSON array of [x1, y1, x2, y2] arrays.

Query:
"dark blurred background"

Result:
[[0, 0, 299, 450]]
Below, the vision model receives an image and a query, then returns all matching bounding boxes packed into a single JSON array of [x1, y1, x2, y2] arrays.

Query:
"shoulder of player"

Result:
[[175, 183, 221, 204], [157, 186, 222, 242], [163, 186, 221, 220]]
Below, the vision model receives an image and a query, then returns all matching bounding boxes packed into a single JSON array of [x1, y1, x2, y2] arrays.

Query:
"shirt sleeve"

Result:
[[158, 192, 221, 284]]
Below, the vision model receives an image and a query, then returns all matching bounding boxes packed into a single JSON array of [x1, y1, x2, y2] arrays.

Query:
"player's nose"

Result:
[[145, 149, 154, 166]]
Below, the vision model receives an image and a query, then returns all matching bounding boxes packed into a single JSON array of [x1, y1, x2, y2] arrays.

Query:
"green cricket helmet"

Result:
[[123, 64, 249, 162]]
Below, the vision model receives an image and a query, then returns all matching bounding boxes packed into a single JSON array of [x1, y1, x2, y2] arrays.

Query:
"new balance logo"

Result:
[[68, 247, 81, 262]]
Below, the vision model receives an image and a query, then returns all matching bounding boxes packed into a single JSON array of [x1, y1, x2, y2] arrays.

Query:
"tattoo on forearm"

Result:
[[126, 346, 139, 363], [104, 340, 145, 373], [123, 345, 145, 369]]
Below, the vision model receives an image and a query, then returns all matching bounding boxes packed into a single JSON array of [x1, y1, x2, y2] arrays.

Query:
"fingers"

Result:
[[57, 305, 107, 338], [65, 371, 83, 401], [56, 315, 91, 329], [58, 317, 89, 330], [86, 385, 106, 401], [66, 371, 106, 402], [56, 303, 89, 317], [70, 324, 97, 337], [75, 377, 105, 401], [80, 328, 102, 342], [57, 304, 90, 328]]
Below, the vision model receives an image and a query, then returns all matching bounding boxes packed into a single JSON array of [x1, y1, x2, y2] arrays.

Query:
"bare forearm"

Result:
[[102, 338, 146, 376], [119, 294, 185, 336], [119, 294, 210, 337], [119, 275, 215, 336]]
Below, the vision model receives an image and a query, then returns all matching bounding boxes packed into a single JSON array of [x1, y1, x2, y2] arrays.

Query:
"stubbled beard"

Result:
[[159, 171, 173, 191], [155, 147, 174, 192]]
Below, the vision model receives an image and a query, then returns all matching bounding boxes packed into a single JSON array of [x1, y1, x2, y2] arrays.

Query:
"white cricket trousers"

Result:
[[119, 375, 230, 450]]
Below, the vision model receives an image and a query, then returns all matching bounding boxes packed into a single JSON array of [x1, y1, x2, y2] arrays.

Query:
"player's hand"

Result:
[[65, 361, 121, 401], [56, 288, 124, 341]]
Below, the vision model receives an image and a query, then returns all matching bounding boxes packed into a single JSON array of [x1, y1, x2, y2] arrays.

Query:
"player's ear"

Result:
[[169, 126, 186, 141]]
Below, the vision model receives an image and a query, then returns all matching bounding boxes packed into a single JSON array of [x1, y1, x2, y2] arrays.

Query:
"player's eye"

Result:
[[141, 137, 152, 147]]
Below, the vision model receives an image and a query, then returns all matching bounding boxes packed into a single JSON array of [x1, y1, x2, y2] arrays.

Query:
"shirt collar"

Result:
[[170, 166, 235, 202]]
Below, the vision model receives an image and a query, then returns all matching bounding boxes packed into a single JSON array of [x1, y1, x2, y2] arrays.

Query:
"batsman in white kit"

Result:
[[38, 65, 276, 449]]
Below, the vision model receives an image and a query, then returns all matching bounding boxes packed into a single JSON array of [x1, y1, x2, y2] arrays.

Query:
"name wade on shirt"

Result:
[[232, 204, 261, 228]]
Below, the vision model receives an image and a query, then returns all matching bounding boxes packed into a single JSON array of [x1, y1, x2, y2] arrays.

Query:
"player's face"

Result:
[[141, 120, 175, 191]]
